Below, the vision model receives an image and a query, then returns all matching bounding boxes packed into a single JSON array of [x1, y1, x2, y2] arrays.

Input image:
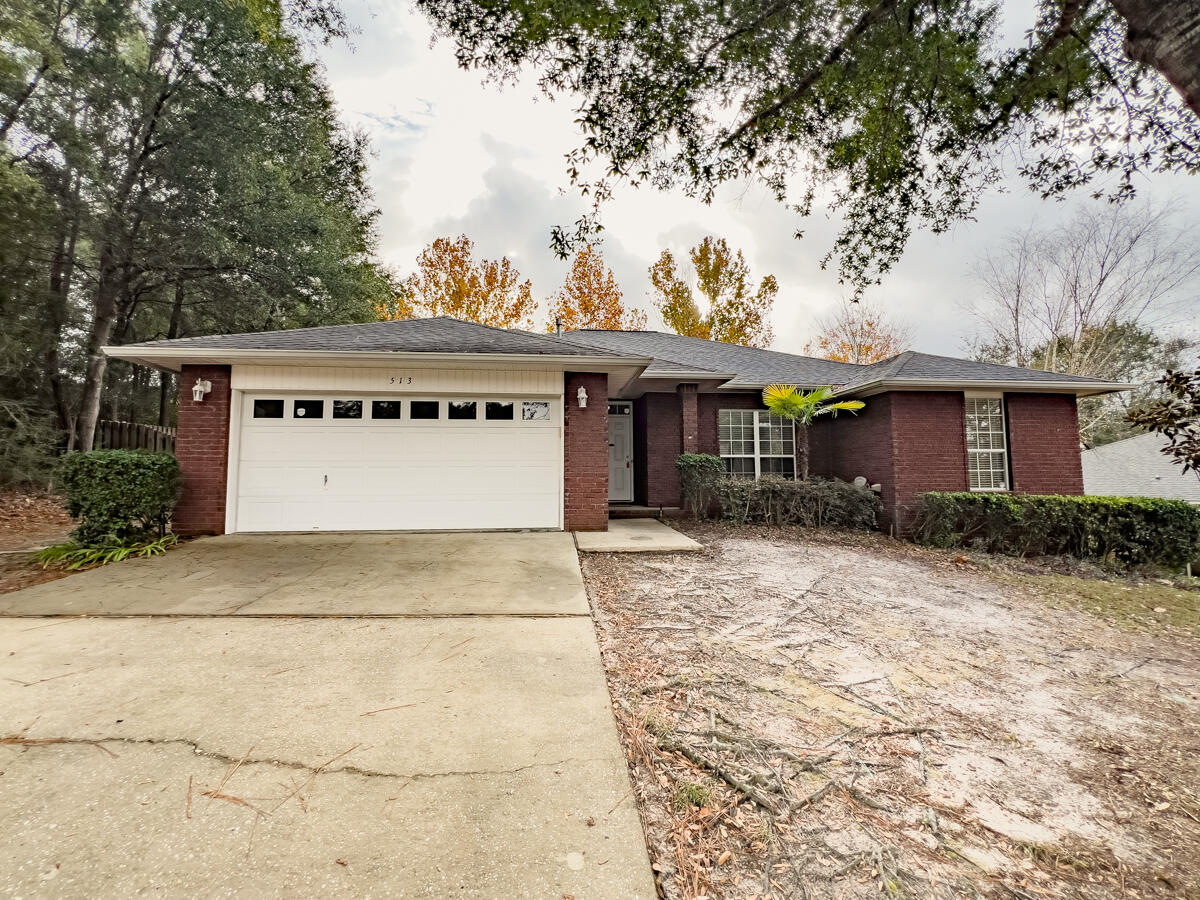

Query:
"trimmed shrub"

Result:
[[676, 453, 725, 518], [714, 476, 880, 529], [910, 492, 1200, 569], [57, 450, 182, 547]]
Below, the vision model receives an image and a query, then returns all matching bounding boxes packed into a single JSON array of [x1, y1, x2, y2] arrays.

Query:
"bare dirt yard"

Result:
[[582, 522, 1200, 900]]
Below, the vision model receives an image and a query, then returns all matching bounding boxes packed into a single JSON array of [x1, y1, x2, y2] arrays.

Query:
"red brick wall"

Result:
[[564, 372, 609, 530], [890, 392, 969, 527], [816, 391, 968, 531], [821, 393, 898, 518], [173, 364, 232, 536], [644, 392, 683, 507], [679, 384, 699, 452], [1006, 393, 1084, 494]]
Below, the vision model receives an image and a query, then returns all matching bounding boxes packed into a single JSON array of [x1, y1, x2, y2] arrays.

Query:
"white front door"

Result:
[[234, 394, 561, 532], [608, 402, 633, 502]]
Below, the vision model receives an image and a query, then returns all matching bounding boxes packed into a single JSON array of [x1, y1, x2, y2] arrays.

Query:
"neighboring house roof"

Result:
[[121, 316, 627, 358], [1082, 431, 1200, 504], [563, 329, 863, 388]]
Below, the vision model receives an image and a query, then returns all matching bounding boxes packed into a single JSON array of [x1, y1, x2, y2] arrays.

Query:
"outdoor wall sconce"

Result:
[[192, 378, 212, 402], [577, 386, 588, 408]]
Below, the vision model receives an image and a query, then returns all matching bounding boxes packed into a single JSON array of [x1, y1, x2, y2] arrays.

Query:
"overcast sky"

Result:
[[314, 1, 1200, 357]]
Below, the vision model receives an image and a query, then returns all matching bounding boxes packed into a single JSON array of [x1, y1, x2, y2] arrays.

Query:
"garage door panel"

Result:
[[238, 464, 327, 496], [236, 395, 561, 532]]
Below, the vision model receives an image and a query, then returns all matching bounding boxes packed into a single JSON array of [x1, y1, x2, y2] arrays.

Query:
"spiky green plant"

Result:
[[761, 385, 865, 479], [37, 534, 178, 571]]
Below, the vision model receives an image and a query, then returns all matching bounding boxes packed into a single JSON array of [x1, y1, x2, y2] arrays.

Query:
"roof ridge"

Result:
[[566, 328, 870, 370]]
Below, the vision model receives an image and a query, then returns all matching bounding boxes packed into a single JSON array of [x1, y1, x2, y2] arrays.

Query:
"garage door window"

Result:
[[294, 399, 324, 419], [371, 400, 402, 420], [523, 401, 550, 421], [448, 400, 477, 420], [253, 399, 284, 419], [485, 401, 514, 420], [332, 400, 363, 419], [410, 400, 439, 420]]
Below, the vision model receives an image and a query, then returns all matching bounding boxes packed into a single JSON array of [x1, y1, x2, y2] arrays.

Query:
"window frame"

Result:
[[964, 393, 1010, 492], [718, 409, 796, 480]]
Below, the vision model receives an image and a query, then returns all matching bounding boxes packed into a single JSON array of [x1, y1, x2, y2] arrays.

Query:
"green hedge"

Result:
[[57, 451, 182, 547], [676, 453, 726, 518], [910, 492, 1200, 569], [714, 476, 881, 529]]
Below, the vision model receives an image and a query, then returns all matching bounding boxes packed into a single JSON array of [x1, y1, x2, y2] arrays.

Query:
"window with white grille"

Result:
[[718, 410, 795, 479], [965, 396, 1009, 491]]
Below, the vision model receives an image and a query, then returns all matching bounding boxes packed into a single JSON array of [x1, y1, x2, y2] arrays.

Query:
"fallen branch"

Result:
[[658, 736, 780, 816]]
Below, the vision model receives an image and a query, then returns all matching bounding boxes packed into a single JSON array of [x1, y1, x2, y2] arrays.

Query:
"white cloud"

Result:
[[317, 0, 1200, 356]]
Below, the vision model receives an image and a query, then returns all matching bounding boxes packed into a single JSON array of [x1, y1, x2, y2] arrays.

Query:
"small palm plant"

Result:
[[762, 384, 865, 479]]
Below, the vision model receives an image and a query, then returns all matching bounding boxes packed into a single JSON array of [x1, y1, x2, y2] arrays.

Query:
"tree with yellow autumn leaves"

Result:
[[649, 236, 775, 348], [804, 300, 912, 364], [375, 235, 535, 329], [544, 243, 647, 332]]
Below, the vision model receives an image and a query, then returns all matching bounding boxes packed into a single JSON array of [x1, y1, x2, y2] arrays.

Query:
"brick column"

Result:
[[678, 383, 699, 453], [173, 364, 232, 536], [564, 372, 609, 531]]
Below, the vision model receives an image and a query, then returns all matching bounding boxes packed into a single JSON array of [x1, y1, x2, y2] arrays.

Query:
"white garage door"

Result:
[[233, 394, 560, 532]]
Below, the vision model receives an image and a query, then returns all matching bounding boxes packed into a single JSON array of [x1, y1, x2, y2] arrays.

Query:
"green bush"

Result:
[[676, 453, 725, 518], [714, 476, 881, 529], [910, 492, 1200, 569], [56, 451, 182, 547]]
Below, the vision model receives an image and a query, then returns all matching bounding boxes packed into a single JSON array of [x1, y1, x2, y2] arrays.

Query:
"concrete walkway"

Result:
[[574, 518, 702, 553], [0, 533, 655, 899]]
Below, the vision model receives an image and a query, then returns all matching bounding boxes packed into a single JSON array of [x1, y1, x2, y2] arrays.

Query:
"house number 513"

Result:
[[388, 376, 412, 384]]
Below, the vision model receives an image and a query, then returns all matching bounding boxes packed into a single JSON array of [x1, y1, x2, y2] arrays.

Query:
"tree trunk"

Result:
[[796, 423, 810, 481], [76, 251, 121, 451], [45, 213, 79, 433], [1108, 0, 1200, 119]]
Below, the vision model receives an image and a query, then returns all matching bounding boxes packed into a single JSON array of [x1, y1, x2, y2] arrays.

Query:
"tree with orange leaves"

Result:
[[375, 235, 535, 329], [649, 236, 775, 348], [545, 243, 647, 333], [804, 300, 913, 364]]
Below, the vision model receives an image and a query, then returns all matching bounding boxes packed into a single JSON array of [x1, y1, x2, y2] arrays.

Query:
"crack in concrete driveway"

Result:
[[0, 532, 656, 899]]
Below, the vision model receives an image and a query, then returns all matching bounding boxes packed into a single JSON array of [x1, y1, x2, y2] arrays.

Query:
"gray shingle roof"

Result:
[[837, 351, 1121, 391], [564, 330, 865, 387], [1082, 431, 1200, 503], [121, 316, 631, 358], [114, 319, 1130, 396]]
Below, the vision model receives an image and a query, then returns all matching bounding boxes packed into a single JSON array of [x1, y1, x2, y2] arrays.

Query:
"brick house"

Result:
[[105, 317, 1127, 535]]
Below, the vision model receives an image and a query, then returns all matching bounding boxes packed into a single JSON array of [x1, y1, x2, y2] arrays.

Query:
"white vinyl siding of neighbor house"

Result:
[[965, 396, 1009, 491], [718, 409, 795, 479]]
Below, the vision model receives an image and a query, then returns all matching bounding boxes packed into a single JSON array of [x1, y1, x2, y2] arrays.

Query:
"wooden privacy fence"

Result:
[[95, 420, 177, 454]]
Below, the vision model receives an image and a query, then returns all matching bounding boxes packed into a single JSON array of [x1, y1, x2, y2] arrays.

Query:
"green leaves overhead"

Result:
[[416, 0, 1200, 289]]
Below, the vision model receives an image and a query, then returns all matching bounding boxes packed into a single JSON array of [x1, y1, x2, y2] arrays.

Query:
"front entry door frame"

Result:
[[607, 401, 634, 502]]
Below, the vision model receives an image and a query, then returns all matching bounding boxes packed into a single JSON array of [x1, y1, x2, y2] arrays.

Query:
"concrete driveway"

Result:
[[0, 533, 655, 899]]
